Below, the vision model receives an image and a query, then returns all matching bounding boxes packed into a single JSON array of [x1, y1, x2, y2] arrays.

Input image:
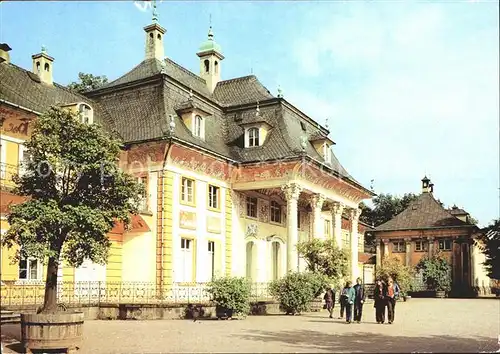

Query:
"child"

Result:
[[323, 284, 336, 318]]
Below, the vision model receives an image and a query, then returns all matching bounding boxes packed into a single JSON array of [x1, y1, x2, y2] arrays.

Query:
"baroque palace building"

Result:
[[0, 17, 374, 293]]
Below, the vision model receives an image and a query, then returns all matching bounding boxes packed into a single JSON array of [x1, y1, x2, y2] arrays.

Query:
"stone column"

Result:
[[281, 183, 302, 273], [376, 241, 381, 267], [331, 202, 344, 248], [349, 208, 361, 282], [405, 238, 411, 266], [428, 236, 434, 256], [383, 239, 389, 259], [310, 194, 325, 239]]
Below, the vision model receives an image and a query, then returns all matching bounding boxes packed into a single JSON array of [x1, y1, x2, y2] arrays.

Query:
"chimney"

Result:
[[0, 43, 12, 64], [421, 176, 431, 193], [32, 46, 54, 85]]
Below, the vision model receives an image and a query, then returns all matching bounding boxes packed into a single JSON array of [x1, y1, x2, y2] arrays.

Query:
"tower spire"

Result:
[[152, 0, 158, 23]]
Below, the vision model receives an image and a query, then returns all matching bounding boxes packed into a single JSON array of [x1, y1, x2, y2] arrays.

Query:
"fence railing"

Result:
[[0, 281, 273, 307]]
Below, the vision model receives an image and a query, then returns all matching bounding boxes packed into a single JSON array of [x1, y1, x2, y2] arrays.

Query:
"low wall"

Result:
[[0, 301, 283, 321]]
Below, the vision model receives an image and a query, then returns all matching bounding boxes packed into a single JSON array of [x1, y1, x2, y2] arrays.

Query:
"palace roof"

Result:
[[375, 192, 475, 232]]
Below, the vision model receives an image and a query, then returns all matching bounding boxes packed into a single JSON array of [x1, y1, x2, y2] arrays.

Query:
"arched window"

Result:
[[248, 127, 259, 147], [204, 59, 210, 74], [157, 33, 162, 40], [78, 103, 93, 125], [44, 63, 50, 72], [194, 115, 203, 138], [36, 61, 41, 74], [214, 61, 219, 74]]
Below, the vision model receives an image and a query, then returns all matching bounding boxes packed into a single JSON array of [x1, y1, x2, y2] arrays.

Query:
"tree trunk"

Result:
[[41, 254, 60, 313]]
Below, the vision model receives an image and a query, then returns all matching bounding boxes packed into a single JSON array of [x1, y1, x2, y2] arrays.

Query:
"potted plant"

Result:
[[2, 107, 142, 353], [417, 251, 452, 298], [206, 276, 251, 320]]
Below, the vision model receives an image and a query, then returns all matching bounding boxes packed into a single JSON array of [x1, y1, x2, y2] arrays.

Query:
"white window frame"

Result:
[[393, 241, 405, 253], [18, 256, 43, 282], [193, 115, 204, 139], [207, 240, 215, 281], [415, 240, 427, 252], [180, 238, 194, 283], [247, 127, 260, 147], [324, 219, 331, 238], [18, 144, 30, 177], [246, 196, 258, 218], [208, 185, 220, 210], [181, 177, 195, 204], [270, 201, 282, 224], [137, 176, 148, 211], [78, 103, 93, 125]]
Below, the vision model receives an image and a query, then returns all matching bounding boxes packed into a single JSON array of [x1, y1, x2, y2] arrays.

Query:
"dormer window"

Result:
[[248, 127, 259, 147], [78, 103, 93, 125], [193, 115, 204, 139], [323, 143, 331, 162]]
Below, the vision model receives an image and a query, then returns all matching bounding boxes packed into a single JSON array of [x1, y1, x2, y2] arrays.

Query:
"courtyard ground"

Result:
[[1, 298, 499, 353]]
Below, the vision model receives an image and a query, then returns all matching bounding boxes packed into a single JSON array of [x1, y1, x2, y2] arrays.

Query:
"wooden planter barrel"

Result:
[[21, 312, 84, 353]]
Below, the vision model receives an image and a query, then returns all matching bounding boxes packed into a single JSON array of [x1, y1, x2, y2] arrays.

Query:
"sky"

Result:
[[0, 1, 498, 226]]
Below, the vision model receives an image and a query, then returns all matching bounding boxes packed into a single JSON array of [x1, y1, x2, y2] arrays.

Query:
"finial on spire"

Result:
[[256, 101, 260, 116], [325, 117, 329, 130], [41, 45, 47, 54], [152, 0, 158, 23], [277, 85, 283, 98], [207, 14, 214, 40]]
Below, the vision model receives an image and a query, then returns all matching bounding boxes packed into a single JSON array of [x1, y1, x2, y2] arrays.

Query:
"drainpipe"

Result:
[[159, 114, 175, 296]]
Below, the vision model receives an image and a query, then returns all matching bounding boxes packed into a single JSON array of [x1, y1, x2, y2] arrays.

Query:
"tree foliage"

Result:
[[68, 72, 108, 93], [477, 219, 500, 280], [416, 251, 452, 292], [375, 255, 416, 296], [1, 106, 142, 313], [296, 238, 349, 284]]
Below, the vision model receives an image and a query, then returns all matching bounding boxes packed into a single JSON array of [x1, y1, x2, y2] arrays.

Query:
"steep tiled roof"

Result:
[[213, 75, 274, 106], [0, 62, 114, 131], [375, 192, 473, 232], [100, 58, 213, 99]]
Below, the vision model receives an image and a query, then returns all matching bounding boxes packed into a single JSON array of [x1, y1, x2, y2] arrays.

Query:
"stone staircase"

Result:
[[0, 311, 20, 325]]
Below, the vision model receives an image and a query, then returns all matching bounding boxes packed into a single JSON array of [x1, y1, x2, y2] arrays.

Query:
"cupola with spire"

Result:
[[421, 175, 432, 193], [32, 46, 54, 85], [197, 20, 224, 93], [143, 1, 166, 61]]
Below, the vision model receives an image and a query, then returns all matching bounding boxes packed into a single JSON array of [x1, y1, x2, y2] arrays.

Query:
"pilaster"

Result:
[[428, 236, 434, 257], [349, 208, 361, 282], [376, 241, 381, 267], [382, 239, 389, 259], [405, 237, 411, 266]]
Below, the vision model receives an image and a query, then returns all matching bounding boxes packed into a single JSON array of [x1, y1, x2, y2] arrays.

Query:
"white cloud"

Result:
[[289, 2, 499, 225]]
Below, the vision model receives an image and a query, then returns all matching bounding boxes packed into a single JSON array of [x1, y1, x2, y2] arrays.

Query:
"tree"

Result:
[[477, 219, 500, 280], [376, 255, 416, 295], [68, 72, 108, 93], [1, 106, 142, 314], [360, 193, 419, 247], [416, 251, 452, 292], [296, 238, 349, 285]]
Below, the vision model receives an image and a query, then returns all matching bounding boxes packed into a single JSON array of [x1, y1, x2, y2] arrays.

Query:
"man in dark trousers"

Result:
[[353, 277, 366, 323]]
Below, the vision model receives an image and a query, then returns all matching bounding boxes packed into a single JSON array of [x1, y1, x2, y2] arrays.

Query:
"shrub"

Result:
[[269, 272, 329, 314], [376, 255, 416, 295], [417, 252, 452, 292], [206, 276, 251, 317]]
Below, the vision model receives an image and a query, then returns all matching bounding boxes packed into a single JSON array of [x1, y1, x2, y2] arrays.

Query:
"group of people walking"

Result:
[[323, 276, 400, 324]]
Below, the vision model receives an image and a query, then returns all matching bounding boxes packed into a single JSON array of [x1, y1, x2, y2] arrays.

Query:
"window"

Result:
[[204, 59, 210, 73], [438, 239, 453, 251], [19, 257, 41, 281], [270, 201, 281, 223], [300, 121, 306, 131], [393, 241, 405, 253], [323, 143, 331, 162], [208, 185, 220, 210], [248, 127, 259, 147], [18, 145, 31, 177], [78, 103, 93, 125], [207, 241, 215, 280], [0, 141, 6, 179], [180, 238, 194, 282], [181, 177, 195, 205], [343, 233, 350, 247], [246, 196, 258, 218], [415, 241, 427, 252], [193, 115, 203, 138], [137, 176, 148, 211], [324, 219, 331, 238], [214, 61, 219, 74], [297, 210, 301, 229]]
